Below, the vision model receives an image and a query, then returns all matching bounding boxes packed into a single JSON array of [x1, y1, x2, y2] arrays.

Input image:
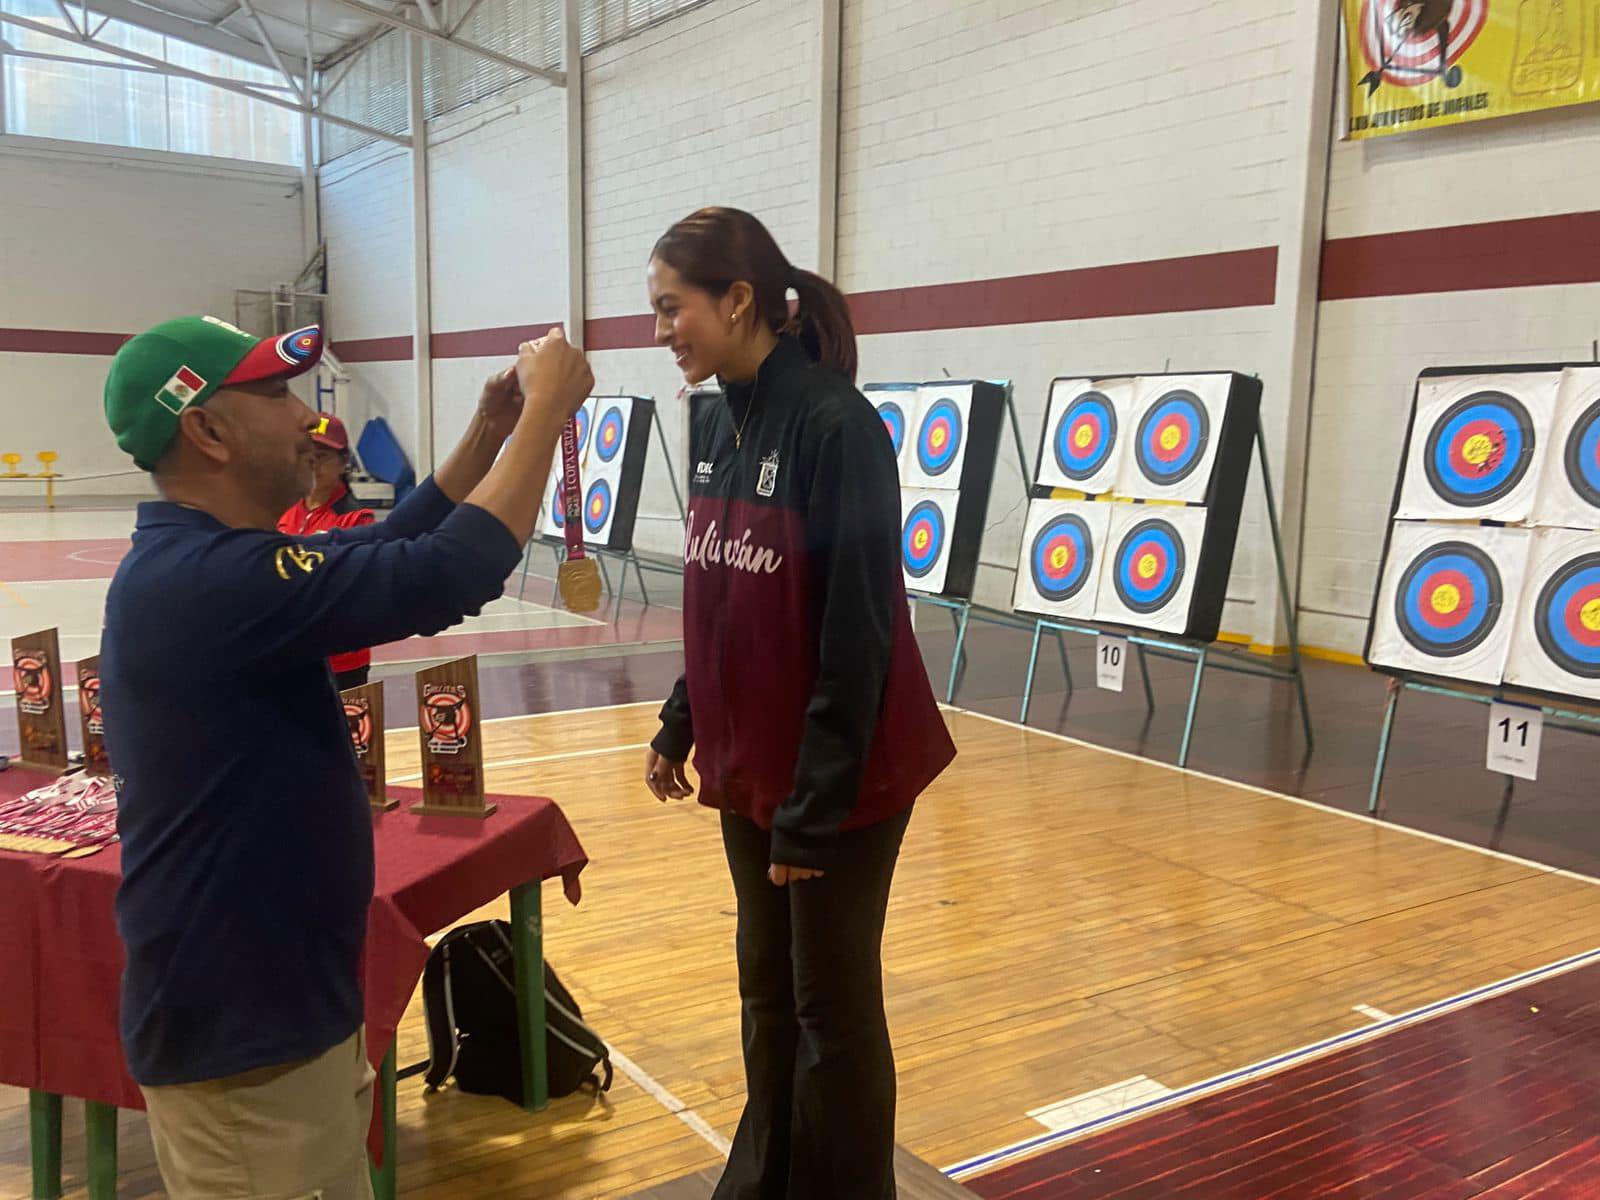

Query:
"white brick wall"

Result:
[[582, 0, 820, 558], [583, 0, 819, 319], [428, 78, 568, 338], [1302, 99, 1600, 655], [0, 137, 304, 493], [838, 0, 1297, 291], [840, 0, 1302, 632]]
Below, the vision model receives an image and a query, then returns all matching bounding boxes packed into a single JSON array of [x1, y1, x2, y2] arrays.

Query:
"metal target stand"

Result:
[[1017, 415, 1314, 768], [516, 397, 688, 625], [906, 381, 1040, 703], [1368, 675, 1600, 814]]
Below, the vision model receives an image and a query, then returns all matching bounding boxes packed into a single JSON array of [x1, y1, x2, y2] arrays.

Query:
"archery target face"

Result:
[[904, 385, 972, 490], [1531, 367, 1600, 530], [592, 398, 631, 467], [865, 384, 916, 476], [900, 488, 958, 594], [1395, 372, 1557, 522], [1036, 377, 1135, 494], [1117, 375, 1230, 502], [1012, 499, 1111, 618], [1368, 521, 1530, 685], [1505, 527, 1600, 702], [1093, 504, 1208, 634]]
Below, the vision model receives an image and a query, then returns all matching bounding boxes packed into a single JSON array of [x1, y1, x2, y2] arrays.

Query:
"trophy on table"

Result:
[[411, 656, 495, 818], [11, 628, 68, 774]]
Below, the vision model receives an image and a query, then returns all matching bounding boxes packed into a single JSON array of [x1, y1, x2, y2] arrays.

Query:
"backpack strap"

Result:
[[420, 939, 462, 1091]]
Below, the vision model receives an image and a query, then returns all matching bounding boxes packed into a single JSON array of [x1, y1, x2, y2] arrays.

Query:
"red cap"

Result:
[[223, 325, 324, 387], [310, 412, 350, 451]]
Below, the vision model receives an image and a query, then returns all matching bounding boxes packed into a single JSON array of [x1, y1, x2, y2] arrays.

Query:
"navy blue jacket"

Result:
[[101, 477, 520, 1086]]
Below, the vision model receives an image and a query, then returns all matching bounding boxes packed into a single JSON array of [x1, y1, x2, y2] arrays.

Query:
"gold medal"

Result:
[[558, 556, 602, 612]]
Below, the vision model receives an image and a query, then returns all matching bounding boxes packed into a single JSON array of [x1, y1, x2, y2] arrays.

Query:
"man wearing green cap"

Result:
[[98, 313, 591, 1199]]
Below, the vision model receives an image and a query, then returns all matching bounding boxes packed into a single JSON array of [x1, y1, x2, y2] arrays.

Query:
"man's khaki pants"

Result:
[[140, 1030, 376, 1200]]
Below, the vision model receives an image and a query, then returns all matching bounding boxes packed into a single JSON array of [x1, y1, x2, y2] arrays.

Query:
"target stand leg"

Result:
[[1368, 678, 1403, 814], [630, 551, 652, 608], [1021, 621, 1046, 723], [946, 605, 971, 704], [1136, 644, 1154, 715], [549, 545, 563, 606], [1177, 648, 1207, 768]]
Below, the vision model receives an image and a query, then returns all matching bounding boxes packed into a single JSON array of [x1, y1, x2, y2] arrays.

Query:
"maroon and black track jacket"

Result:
[[651, 336, 956, 869]]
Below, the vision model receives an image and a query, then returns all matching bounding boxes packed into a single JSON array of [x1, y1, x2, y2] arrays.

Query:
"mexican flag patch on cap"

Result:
[[156, 366, 207, 415]]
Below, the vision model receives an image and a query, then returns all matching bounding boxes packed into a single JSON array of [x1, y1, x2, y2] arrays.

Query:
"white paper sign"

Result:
[[1486, 701, 1543, 781], [1096, 635, 1128, 692]]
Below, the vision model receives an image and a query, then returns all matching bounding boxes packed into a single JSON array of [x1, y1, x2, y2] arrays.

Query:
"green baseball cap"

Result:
[[104, 315, 325, 469]]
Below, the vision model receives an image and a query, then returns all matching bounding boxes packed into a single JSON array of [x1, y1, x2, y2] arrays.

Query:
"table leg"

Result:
[[368, 1047, 398, 1200], [510, 880, 549, 1111], [84, 1101, 117, 1200], [29, 1091, 62, 1200]]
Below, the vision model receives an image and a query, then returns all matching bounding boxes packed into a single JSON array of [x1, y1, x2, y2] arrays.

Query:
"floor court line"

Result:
[[389, 740, 651, 783], [943, 942, 1600, 1181], [953, 705, 1600, 888]]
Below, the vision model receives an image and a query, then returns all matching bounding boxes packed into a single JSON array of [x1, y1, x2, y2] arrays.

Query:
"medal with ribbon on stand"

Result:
[[556, 413, 603, 613]]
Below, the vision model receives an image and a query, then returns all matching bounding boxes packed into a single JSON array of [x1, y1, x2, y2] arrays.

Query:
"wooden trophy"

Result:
[[341, 681, 398, 811], [412, 656, 494, 818], [74, 654, 110, 777], [12, 629, 68, 774]]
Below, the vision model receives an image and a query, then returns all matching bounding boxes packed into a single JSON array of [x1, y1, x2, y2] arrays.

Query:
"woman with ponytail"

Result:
[[642, 207, 955, 1199]]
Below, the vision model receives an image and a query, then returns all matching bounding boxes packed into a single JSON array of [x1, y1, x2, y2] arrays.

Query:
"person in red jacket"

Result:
[[278, 414, 376, 690], [643, 207, 956, 1200]]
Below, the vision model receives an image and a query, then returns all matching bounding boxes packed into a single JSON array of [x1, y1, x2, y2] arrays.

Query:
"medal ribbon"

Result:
[[560, 416, 586, 561]]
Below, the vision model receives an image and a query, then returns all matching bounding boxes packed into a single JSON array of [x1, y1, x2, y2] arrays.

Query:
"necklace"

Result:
[[733, 375, 759, 450]]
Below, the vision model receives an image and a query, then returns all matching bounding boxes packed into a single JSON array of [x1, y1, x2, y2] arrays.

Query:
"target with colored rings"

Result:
[[1134, 390, 1210, 486], [275, 326, 320, 364], [916, 399, 964, 478], [1533, 552, 1600, 679], [1053, 391, 1117, 484], [584, 479, 613, 535], [1562, 399, 1600, 510], [1394, 540, 1502, 657], [573, 405, 593, 456], [549, 484, 566, 529], [902, 500, 946, 579], [595, 405, 626, 464], [1030, 513, 1095, 603], [878, 400, 908, 458], [1422, 391, 1534, 508], [1112, 518, 1186, 614]]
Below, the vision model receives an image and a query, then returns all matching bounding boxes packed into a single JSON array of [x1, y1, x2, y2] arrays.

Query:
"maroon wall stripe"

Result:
[[1321, 210, 1600, 301], [430, 322, 560, 359], [851, 247, 1280, 337], [0, 329, 132, 355], [330, 335, 414, 363], [584, 313, 658, 352]]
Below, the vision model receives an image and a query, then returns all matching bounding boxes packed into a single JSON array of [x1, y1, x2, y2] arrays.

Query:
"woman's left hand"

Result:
[[768, 864, 824, 886], [477, 364, 523, 440]]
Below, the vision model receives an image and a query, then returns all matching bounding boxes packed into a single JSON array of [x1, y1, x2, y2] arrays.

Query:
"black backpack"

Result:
[[400, 920, 613, 1102]]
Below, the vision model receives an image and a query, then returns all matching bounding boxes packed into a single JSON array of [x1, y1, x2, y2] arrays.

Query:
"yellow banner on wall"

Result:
[[1342, 0, 1600, 139]]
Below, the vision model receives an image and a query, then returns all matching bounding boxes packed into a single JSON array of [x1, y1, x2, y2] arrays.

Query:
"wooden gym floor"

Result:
[[5, 701, 1598, 1198]]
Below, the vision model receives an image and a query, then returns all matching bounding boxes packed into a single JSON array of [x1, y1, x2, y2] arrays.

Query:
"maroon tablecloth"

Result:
[[0, 766, 587, 1112]]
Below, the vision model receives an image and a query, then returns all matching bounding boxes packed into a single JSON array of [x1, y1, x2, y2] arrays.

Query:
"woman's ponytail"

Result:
[[788, 268, 858, 384]]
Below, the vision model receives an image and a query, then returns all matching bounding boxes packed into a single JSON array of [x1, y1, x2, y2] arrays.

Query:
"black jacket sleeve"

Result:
[[770, 405, 902, 869], [652, 674, 694, 761]]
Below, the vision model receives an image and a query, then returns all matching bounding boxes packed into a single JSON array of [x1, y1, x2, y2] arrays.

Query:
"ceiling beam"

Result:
[[67, 0, 305, 80], [317, 0, 564, 85], [236, 0, 303, 101], [0, 9, 407, 144]]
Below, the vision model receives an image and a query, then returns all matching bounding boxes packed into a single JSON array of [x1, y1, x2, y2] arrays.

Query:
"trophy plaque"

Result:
[[412, 656, 494, 818], [75, 654, 110, 777], [341, 681, 397, 811], [12, 629, 68, 773]]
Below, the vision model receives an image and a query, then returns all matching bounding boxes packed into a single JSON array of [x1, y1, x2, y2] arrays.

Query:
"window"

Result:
[[1, 0, 304, 165]]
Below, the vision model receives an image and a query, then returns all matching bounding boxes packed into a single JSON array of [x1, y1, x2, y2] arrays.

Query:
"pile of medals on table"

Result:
[[0, 769, 118, 857]]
